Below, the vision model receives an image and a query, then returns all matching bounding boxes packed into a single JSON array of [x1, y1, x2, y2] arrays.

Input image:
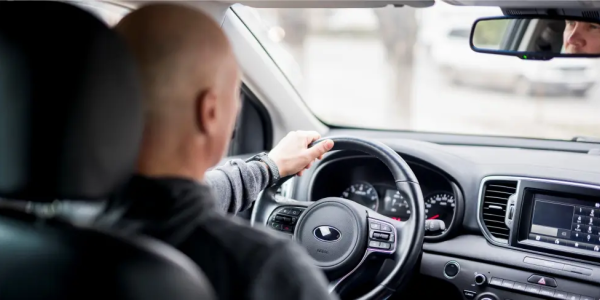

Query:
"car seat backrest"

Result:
[[0, 2, 216, 299]]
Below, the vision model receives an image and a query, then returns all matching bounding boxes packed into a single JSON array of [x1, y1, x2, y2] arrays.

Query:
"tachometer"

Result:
[[341, 183, 379, 211], [425, 192, 455, 233]]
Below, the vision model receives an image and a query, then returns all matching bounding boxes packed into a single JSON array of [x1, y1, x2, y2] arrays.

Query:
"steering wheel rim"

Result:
[[251, 136, 425, 300]]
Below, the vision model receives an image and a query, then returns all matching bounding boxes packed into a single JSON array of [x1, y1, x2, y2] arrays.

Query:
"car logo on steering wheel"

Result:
[[313, 226, 341, 242]]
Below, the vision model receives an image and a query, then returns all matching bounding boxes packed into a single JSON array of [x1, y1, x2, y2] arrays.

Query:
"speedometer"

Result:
[[341, 183, 379, 211], [425, 192, 455, 234]]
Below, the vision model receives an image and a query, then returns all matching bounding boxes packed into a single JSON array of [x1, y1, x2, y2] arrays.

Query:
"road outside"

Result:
[[249, 6, 600, 140], [303, 35, 600, 139]]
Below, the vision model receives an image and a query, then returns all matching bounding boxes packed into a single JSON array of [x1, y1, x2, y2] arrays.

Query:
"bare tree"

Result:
[[374, 6, 417, 129]]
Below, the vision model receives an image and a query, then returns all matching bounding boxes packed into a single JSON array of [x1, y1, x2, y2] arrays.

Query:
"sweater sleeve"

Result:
[[204, 159, 270, 214]]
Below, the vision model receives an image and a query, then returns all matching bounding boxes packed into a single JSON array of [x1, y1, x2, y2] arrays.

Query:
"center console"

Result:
[[420, 177, 600, 300], [511, 179, 600, 262]]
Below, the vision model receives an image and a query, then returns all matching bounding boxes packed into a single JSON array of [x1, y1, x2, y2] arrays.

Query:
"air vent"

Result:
[[481, 180, 518, 240], [582, 11, 600, 19]]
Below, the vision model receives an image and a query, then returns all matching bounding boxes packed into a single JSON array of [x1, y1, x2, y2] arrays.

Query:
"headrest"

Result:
[[0, 2, 142, 202]]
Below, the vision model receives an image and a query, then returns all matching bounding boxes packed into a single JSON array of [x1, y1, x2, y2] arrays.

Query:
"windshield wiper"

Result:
[[571, 136, 600, 144]]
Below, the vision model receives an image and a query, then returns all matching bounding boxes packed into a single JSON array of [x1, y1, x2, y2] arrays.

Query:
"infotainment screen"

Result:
[[529, 194, 600, 252]]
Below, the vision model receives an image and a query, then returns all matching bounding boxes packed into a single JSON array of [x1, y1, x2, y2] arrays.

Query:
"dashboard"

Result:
[[309, 154, 459, 237], [288, 129, 600, 300]]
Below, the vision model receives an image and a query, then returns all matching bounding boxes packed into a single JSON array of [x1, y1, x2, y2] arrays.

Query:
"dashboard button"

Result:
[[500, 280, 514, 288], [554, 290, 568, 299], [525, 284, 540, 294], [512, 282, 526, 291], [572, 231, 586, 242], [527, 275, 557, 287], [567, 294, 581, 300], [489, 277, 503, 286], [539, 287, 555, 297], [443, 261, 460, 279], [463, 290, 476, 299], [523, 257, 564, 270], [563, 264, 593, 276], [557, 229, 572, 239], [572, 241, 584, 249]]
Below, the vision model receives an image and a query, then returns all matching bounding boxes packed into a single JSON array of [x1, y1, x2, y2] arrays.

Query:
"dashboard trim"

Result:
[[477, 175, 600, 258]]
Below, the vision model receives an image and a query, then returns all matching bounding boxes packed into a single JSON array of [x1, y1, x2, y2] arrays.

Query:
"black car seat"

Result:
[[0, 2, 216, 300]]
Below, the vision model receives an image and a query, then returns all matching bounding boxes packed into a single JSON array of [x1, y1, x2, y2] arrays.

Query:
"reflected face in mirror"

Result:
[[563, 20, 600, 54]]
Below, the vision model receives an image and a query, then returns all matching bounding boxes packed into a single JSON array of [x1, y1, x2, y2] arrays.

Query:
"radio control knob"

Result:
[[474, 273, 487, 285], [476, 292, 499, 300]]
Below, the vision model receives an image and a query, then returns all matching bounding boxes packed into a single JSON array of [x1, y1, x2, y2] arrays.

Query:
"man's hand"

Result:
[[268, 131, 334, 177]]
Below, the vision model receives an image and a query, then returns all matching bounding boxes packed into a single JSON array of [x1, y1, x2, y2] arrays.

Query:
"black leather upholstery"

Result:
[[0, 2, 216, 299], [0, 1, 142, 202]]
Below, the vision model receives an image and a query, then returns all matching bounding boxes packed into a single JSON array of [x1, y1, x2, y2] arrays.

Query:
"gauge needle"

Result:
[[428, 214, 440, 220]]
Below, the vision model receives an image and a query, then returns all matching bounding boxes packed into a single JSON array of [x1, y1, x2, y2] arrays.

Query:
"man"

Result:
[[96, 3, 337, 300], [563, 20, 600, 54]]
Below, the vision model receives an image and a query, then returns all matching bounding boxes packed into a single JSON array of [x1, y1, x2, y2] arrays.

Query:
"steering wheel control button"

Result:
[[489, 277, 503, 286], [268, 206, 306, 234], [474, 273, 487, 285], [443, 261, 460, 279], [380, 224, 391, 232], [463, 290, 477, 299], [379, 242, 391, 250], [367, 219, 396, 253], [527, 275, 557, 287], [372, 232, 390, 240]]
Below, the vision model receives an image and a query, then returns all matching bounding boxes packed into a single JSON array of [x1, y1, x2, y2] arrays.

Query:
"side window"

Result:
[[228, 85, 273, 156]]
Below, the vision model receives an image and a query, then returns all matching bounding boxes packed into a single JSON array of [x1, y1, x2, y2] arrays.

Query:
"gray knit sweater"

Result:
[[204, 159, 270, 214]]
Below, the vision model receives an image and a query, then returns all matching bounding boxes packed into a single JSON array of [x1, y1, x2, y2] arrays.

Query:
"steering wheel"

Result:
[[251, 136, 425, 299]]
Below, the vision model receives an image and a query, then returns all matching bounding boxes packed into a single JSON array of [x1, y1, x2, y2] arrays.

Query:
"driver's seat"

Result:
[[0, 2, 215, 300]]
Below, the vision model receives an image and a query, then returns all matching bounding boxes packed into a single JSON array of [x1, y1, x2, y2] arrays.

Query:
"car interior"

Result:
[[2, 1, 600, 300]]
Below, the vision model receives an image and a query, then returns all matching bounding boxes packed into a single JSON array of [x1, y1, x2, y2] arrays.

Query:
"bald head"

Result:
[[115, 3, 236, 113], [117, 3, 242, 180]]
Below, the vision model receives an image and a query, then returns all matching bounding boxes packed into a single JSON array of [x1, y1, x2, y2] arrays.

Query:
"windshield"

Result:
[[233, 4, 600, 140]]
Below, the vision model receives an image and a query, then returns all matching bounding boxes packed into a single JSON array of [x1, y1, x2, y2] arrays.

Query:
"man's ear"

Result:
[[195, 89, 218, 135]]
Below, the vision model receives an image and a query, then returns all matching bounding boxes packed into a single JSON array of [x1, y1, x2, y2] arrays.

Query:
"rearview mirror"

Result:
[[470, 16, 600, 60]]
